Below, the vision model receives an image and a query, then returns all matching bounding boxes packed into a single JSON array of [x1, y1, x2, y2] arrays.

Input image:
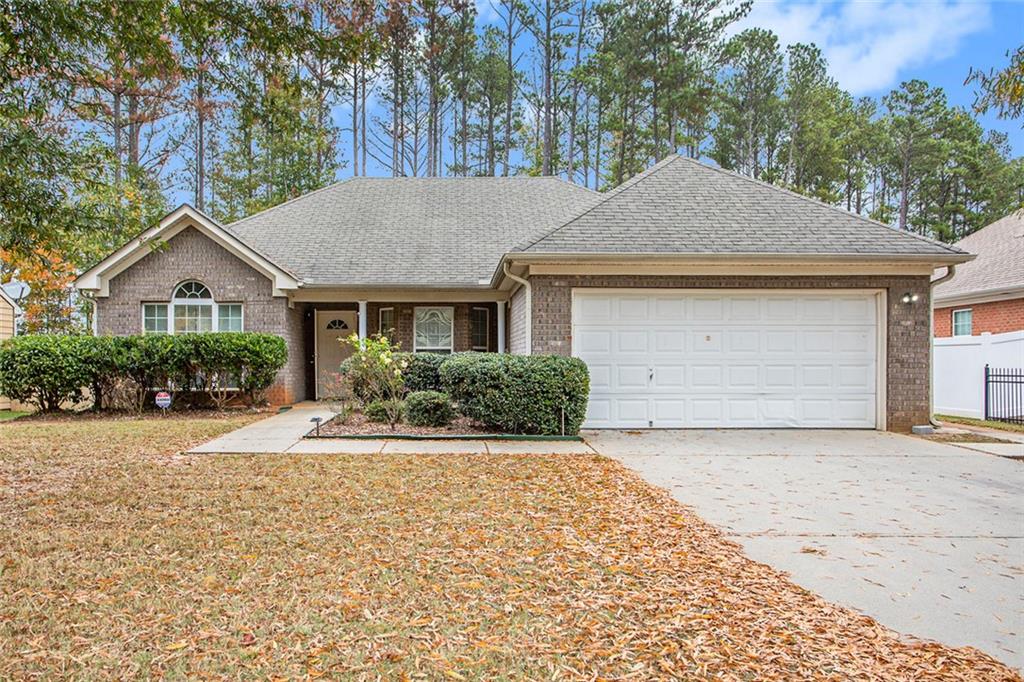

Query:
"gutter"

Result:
[[503, 262, 531, 354], [929, 265, 958, 428]]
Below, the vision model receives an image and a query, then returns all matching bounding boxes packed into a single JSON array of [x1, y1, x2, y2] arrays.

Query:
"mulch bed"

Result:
[[316, 411, 497, 437]]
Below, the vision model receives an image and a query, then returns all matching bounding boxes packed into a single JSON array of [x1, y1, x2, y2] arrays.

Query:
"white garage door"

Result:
[[573, 290, 881, 429]]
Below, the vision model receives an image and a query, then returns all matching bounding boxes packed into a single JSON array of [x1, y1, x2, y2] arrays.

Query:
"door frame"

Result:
[[314, 309, 358, 399], [570, 287, 888, 430]]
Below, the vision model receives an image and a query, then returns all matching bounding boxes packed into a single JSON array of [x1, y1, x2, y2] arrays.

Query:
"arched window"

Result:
[[173, 281, 212, 300], [172, 280, 215, 333], [141, 280, 243, 334]]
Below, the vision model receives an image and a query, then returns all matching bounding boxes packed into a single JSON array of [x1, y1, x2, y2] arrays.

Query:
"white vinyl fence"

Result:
[[933, 330, 1024, 418]]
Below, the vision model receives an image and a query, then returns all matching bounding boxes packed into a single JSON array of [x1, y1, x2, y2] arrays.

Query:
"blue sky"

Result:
[[161, 0, 1022, 204], [732, 0, 1023, 154]]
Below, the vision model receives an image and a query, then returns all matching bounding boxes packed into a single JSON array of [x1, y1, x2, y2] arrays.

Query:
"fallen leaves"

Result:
[[0, 415, 1019, 680]]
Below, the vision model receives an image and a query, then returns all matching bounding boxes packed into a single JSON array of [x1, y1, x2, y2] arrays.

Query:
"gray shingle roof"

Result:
[[226, 177, 599, 287], [934, 211, 1024, 300], [515, 155, 969, 258]]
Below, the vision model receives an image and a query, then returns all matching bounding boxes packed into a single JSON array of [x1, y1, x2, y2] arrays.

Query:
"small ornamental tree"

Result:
[[340, 333, 407, 429]]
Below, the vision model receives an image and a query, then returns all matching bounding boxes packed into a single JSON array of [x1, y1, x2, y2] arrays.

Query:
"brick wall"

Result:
[[95, 226, 305, 404], [527, 274, 932, 432], [934, 298, 1024, 337], [365, 302, 499, 353], [509, 286, 527, 354]]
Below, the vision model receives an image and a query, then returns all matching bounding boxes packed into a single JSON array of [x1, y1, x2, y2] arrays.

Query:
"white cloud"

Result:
[[729, 0, 992, 94]]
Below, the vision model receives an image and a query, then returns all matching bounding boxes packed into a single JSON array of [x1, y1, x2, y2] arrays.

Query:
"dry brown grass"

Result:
[[1, 416, 1019, 680]]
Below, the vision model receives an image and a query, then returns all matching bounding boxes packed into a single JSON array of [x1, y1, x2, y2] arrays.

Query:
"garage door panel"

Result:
[[691, 330, 722, 352], [616, 365, 649, 389], [727, 399, 758, 423], [692, 297, 724, 321], [653, 365, 685, 389], [726, 329, 760, 353], [616, 296, 649, 320], [576, 329, 612, 354], [765, 330, 798, 353], [764, 365, 797, 389], [652, 399, 685, 426], [691, 365, 723, 388], [574, 291, 879, 429], [576, 296, 613, 323], [588, 364, 612, 390], [652, 297, 685, 320], [728, 297, 761, 321], [616, 329, 649, 353], [615, 399, 649, 425], [728, 365, 759, 389], [691, 399, 723, 423], [653, 329, 685, 353], [836, 329, 872, 353]]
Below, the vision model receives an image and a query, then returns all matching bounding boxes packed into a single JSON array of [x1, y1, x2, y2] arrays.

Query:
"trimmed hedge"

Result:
[[439, 354, 590, 435], [405, 390, 455, 427], [0, 333, 288, 412], [0, 335, 94, 412], [396, 352, 447, 392]]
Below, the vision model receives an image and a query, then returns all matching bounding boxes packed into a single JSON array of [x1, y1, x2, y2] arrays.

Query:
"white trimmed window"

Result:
[[218, 303, 244, 332], [952, 308, 973, 337], [140, 281, 244, 334], [414, 306, 454, 353], [471, 306, 489, 351], [143, 304, 168, 334], [379, 307, 395, 337]]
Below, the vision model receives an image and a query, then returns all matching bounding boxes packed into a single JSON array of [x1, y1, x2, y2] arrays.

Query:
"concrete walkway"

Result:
[[190, 402, 335, 453], [588, 429, 1024, 671], [189, 403, 594, 455]]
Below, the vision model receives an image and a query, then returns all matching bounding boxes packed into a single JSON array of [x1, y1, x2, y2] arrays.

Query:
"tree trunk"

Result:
[[542, 0, 553, 175], [128, 93, 139, 167], [113, 91, 122, 184], [353, 63, 360, 176]]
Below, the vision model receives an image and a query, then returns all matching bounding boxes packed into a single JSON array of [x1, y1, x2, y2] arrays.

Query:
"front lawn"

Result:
[[1, 418, 1016, 679]]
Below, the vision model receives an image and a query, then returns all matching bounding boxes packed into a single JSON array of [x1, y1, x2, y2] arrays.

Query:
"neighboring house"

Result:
[[0, 286, 16, 410], [75, 155, 971, 431], [932, 211, 1023, 419], [933, 211, 1024, 337]]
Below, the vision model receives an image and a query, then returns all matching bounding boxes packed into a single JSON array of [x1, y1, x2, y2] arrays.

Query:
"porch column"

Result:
[[357, 300, 367, 347], [496, 300, 506, 353]]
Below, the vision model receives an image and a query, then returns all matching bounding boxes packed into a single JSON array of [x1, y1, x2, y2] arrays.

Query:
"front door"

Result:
[[315, 310, 358, 399]]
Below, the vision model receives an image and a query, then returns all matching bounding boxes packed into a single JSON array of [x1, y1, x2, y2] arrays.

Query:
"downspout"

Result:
[[929, 265, 957, 427], [502, 261, 531, 355]]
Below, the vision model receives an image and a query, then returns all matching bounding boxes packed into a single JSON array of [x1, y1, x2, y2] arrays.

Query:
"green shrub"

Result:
[[405, 390, 455, 427], [339, 334, 407, 429], [397, 352, 448, 392], [365, 399, 404, 424], [440, 354, 590, 435], [0, 335, 94, 412], [0, 332, 288, 412]]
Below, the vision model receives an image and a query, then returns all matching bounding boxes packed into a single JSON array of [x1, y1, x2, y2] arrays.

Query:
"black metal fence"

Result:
[[984, 365, 1024, 425]]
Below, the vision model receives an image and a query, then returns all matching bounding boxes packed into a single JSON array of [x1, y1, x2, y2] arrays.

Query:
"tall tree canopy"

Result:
[[1, 0, 1020, 290]]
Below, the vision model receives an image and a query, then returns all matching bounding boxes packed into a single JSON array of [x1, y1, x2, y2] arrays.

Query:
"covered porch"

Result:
[[292, 293, 510, 400]]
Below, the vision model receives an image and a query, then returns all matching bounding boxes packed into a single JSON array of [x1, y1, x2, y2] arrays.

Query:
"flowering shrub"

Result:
[[340, 333, 407, 429]]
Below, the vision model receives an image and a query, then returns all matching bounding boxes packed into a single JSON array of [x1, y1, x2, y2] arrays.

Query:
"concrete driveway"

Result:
[[587, 429, 1024, 670]]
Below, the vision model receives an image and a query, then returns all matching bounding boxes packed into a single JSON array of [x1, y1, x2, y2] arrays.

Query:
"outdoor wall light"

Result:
[[900, 293, 920, 304]]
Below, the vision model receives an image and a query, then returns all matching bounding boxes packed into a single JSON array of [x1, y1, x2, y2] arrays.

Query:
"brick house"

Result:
[[933, 212, 1024, 338], [76, 155, 972, 431]]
